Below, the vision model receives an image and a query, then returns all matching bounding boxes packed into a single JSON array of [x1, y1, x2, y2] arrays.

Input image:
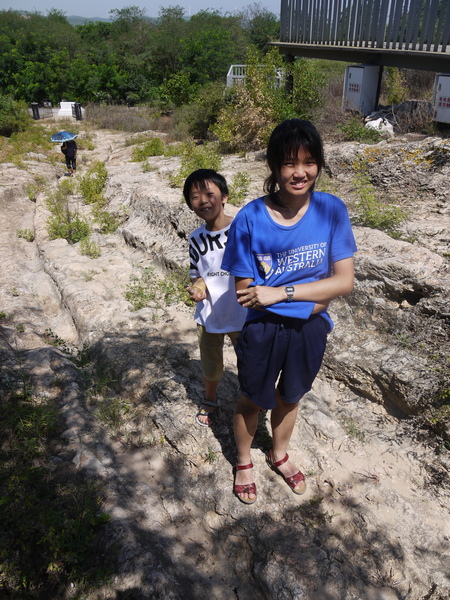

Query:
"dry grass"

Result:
[[84, 104, 162, 133]]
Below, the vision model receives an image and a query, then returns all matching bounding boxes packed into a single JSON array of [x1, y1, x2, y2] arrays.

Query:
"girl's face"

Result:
[[277, 147, 319, 203]]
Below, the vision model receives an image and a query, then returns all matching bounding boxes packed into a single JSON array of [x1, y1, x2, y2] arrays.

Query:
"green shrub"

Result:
[[79, 161, 108, 204], [353, 173, 405, 233], [26, 185, 39, 201], [0, 122, 52, 165], [93, 208, 121, 234], [384, 67, 407, 105], [124, 132, 155, 147], [131, 137, 165, 161], [173, 81, 229, 140], [228, 171, 251, 206], [57, 177, 76, 196], [290, 58, 327, 119], [47, 212, 91, 244], [211, 47, 293, 153], [158, 267, 192, 305], [76, 132, 96, 151], [163, 142, 184, 157], [125, 267, 158, 310], [169, 141, 222, 187], [338, 117, 383, 144], [0, 95, 31, 137], [142, 161, 157, 172]]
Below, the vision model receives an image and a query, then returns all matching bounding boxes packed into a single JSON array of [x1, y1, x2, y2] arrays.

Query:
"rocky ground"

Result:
[[0, 120, 449, 600]]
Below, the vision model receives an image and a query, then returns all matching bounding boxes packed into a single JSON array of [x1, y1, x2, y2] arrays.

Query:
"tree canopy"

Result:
[[0, 4, 280, 105]]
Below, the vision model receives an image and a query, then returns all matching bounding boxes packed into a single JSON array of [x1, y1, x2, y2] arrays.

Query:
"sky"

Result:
[[0, 0, 281, 19]]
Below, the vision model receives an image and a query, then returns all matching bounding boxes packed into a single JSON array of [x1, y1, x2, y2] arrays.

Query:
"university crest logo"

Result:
[[257, 253, 273, 279]]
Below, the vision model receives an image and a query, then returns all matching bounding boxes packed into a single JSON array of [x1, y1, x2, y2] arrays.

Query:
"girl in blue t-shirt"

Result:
[[221, 119, 357, 504]]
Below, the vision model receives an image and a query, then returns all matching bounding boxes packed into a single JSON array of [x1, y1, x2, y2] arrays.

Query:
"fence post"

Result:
[[30, 103, 40, 120], [74, 102, 83, 121]]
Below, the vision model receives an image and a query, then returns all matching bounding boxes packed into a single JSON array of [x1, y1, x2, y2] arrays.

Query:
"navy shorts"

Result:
[[236, 312, 328, 410]]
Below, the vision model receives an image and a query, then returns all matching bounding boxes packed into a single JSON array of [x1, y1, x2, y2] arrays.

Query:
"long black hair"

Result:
[[264, 119, 325, 199]]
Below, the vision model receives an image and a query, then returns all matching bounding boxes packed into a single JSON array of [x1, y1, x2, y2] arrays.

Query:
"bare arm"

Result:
[[236, 257, 354, 309], [235, 277, 254, 292]]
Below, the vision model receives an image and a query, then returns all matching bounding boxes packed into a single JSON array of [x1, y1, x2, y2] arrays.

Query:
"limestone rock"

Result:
[[1, 128, 449, 600]]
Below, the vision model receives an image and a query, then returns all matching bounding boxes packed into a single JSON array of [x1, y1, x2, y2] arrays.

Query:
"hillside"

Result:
[[66, 15, 112, 25]]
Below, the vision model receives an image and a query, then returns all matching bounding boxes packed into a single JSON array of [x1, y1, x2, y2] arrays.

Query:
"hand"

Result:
[[236, 285, 283, 308], [186, 286, 207, 302]]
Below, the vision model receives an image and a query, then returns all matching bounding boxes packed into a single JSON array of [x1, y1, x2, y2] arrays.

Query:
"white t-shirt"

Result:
[[189, 222, 247, 334]]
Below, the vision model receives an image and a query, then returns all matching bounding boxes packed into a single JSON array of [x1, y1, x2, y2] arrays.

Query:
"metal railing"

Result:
[[280, 0, 450, 53], [226, 65, 285, 87]]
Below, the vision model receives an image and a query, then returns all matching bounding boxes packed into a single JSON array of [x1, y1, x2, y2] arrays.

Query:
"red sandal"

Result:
[[233, 462, 257, 504], [267, 450, 306, 495]]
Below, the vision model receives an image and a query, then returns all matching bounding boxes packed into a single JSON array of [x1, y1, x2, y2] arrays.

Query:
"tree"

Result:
[[238, 3, 280, 52], [180, 10, 246, 85], [149, 6, 187, 84]]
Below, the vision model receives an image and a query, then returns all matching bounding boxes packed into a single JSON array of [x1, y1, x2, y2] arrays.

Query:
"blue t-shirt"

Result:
[[221, 192, 357, 329]]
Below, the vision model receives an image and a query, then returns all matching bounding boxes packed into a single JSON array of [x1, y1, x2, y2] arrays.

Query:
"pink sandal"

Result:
[[233, 463, 257, 504], [267, 450, 306, 495]]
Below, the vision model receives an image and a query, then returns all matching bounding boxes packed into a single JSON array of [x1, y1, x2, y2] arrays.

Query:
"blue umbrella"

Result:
[[50, 130, 78, 143]]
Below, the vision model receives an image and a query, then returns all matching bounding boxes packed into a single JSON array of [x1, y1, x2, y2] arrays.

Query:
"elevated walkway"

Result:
[[272, 0, 450, 72]]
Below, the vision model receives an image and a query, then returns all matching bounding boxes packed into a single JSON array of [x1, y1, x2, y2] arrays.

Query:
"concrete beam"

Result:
[[270, 42, 450, 73]]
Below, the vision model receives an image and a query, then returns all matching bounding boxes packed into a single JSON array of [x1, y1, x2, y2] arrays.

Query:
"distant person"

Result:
[[184, 169, 247, 427], [221, 119, 357, 504], [61, 139, 77, 176]]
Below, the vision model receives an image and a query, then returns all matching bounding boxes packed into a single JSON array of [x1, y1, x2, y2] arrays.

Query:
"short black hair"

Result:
[[183, 169, 229, 209], [264, 119, 325, 197]]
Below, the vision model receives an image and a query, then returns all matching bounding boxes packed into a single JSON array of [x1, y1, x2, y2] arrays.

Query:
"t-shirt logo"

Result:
[[257, 253, 273, 279]]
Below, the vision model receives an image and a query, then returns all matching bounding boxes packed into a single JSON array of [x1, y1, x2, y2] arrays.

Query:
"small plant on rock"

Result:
[[58, 177, 76, 196], [125, 267, 158, 311], [142, 161, 157, 172], [95, 397, 133, 432], [206, 446, 217, 463], [79, 161, 108, 204], [79, 237, 101, 258], [125, 266, 192, 311], [93, 209, 121, 234], [46, 181, 91, 244], [341, 416, 365, 442], [353, 172, 405, 234], [26, 177, 46, 201], [228, 171, 251, 206], [16, 228, 35, 242]]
